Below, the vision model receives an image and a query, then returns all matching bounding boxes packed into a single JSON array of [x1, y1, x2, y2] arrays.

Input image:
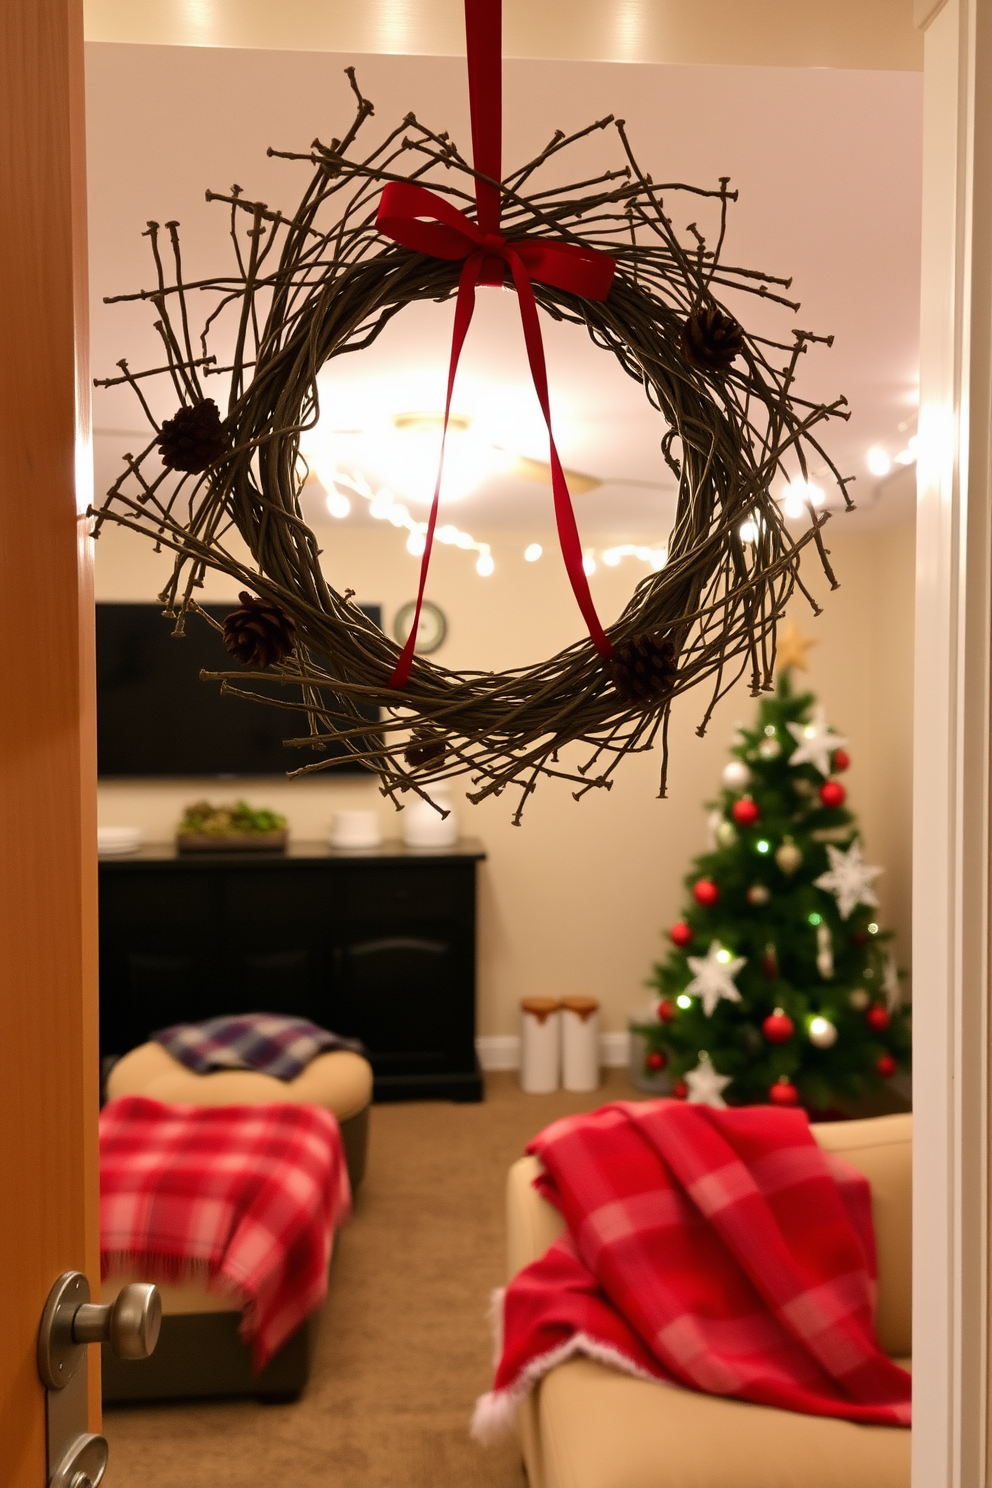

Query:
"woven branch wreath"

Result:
[[94, 45, 850, 822]]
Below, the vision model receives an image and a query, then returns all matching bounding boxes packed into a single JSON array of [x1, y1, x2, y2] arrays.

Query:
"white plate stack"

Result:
[[97, 826, 145, 858]]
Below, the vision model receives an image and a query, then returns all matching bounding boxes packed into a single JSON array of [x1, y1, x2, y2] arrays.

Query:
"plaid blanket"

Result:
[[154, 1013, 364, 1080], [100, 1095, 350, 1369], [473, 1102, 911, 1437]]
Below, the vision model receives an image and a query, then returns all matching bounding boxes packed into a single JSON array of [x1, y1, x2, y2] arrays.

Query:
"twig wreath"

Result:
[[93, 13, 851, 823]]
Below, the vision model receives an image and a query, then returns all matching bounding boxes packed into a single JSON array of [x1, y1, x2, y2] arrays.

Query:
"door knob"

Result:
[[38, 1272, 162, 1488], [73, 1283, 161, 1359]]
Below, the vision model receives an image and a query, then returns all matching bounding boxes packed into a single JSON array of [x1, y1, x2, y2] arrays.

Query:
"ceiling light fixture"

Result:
[[381, 412, 512, 504], [866, 446, 891, 477], [524, 543, 543, 562]]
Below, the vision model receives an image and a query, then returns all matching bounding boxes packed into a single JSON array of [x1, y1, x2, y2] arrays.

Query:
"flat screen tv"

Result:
[[96, 602, 381, 778]]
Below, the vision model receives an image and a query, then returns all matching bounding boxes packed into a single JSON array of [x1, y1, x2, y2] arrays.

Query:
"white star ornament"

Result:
[[685, 1052, 732, 1109], [786, 707, 848, 778], [814, 841, 883, 920], [685, 941, 746, 1017]]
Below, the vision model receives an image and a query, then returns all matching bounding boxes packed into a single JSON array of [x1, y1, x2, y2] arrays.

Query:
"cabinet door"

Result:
[[99, 869, 229, 1055], [333, 934, 453, 1071], [221, 866, 330, 1022], [328, 862, 477, 1075]]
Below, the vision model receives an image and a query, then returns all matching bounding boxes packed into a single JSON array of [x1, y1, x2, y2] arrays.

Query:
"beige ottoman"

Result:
[[106, 1040, 371, 1191], [101, 1041, 373, 1404]]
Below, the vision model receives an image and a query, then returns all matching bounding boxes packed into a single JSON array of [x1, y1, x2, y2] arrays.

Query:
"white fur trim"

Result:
[[471, 1331, 670, 1442]]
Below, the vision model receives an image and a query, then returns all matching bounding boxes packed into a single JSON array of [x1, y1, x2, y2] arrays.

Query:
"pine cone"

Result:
[[608, 633, 677, 706], [157, 399, 230, 473], [680, 306, 744, 374], [222, 592, 296, 668], [404, 729, 449, 768]]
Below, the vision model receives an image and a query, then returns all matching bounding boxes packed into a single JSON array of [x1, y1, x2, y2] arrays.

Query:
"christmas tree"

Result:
[[638, 634, 911, 1112]]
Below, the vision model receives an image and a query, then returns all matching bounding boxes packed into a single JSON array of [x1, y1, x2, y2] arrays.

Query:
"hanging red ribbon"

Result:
[[377, 0, 616, 688]]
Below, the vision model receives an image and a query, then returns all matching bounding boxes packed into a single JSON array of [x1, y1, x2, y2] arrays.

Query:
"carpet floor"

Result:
[[102, 1068, 645, 1488]]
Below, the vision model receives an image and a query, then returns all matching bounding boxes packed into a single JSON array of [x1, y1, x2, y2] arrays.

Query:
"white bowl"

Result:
[[329, 809, 383, 849], [98, 825, 145, 857]]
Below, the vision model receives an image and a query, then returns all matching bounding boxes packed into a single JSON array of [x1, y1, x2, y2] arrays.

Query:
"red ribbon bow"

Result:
[[376, 0, 616, 688]]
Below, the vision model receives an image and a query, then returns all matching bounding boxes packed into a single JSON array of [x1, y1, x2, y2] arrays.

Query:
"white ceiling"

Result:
[[86, 44, 923, 542], [82, 0, 923, 71]]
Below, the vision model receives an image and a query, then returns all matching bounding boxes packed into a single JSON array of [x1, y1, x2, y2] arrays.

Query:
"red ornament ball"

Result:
[[876, 1053, 897, 1079], [832, 749, 850, 772], [646, 1050, 668, 1072], [669, 921, 694, 948], [762, 1009, 795, 1044], [672, 1080, 689, 1100], [819, 780, 847, 809], [693, 879, 720, 908], [731, 797, 760, 826], [769, 1077, 800, 1107], [657, 999, 677, 1024], [866, 1005, 891, 1032]]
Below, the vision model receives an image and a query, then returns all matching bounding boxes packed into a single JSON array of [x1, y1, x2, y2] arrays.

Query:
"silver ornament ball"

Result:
[[747, 884, 771, 906], [849, 988, 870, 1010], [722, 760, 752, 790], [716, 821, 738, 848], [808, 1015, 839, 1049], [758, 737, 782, 760]]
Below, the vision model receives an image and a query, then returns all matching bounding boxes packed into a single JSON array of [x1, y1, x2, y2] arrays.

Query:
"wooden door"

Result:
[[0, 2, 101, 1484]]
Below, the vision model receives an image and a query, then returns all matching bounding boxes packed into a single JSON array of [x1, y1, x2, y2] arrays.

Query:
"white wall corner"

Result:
[[476, 1031, 630, 1072]]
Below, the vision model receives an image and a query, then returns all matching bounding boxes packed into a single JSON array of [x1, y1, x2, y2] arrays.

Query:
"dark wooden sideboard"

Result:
[[98, 840, 486, 1101]]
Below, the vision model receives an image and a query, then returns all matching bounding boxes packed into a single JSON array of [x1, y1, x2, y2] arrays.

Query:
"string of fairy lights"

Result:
[[305, 420, 918, 581]]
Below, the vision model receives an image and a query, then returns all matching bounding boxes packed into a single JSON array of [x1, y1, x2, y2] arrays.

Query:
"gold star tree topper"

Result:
[[776, 620, 817, 673]]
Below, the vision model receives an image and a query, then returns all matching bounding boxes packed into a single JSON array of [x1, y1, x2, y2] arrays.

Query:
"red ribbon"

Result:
[[377, 0, 616, 688]]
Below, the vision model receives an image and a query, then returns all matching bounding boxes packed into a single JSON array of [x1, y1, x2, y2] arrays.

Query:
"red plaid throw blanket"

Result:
[[100, 1095, 350, 1369], [473, 1102, 911, 1437]]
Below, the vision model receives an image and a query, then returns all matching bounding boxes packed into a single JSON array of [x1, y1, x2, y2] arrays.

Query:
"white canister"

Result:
[[402, 782, 458, 848], [519, 998, 561, 1093], [561, 997, 600, 1092], [329, 810, 382, 849]]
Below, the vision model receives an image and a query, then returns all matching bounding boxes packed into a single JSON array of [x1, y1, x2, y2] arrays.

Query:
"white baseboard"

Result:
[[599, 1032, 630, 1068], [476, 1031, 630, 1072], [474, 1035, 521, 1071]]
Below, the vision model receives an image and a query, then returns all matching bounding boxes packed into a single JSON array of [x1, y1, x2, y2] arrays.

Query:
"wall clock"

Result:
[[393, 600, 447, 655]]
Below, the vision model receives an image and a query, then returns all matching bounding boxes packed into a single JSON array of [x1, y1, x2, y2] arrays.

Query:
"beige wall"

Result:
[[95, 495, 915, 1039]]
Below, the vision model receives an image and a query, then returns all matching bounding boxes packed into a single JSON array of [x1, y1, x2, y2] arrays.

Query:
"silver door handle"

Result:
[[38, 1272, 162, 1488], [72, 1284, 161, 1359]]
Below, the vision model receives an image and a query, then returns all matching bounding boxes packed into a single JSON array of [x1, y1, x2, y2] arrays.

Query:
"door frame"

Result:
[[913, 0, 992, 1482]]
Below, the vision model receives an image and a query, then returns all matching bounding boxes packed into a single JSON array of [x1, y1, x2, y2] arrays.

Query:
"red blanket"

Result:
[[474, 1102, 910, 1436], [100, 1095, 350, 1369]]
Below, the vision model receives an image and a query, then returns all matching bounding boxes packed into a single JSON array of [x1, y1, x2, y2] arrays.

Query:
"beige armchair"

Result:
[[506, 1112, 911, 1488]]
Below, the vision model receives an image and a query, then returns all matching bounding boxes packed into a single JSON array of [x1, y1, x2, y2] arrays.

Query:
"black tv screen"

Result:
[[96, 602, 381, 778]]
